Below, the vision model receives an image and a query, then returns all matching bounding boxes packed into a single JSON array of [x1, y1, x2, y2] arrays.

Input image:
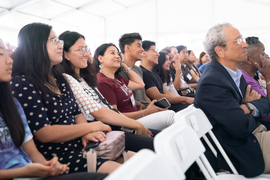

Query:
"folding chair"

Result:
[[104, 149, 182, 180], [174, 105, 270, 179], [154, 123, 268, 180]]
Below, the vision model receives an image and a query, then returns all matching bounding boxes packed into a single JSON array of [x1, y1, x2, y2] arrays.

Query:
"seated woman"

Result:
[[239, 36, 270, 129], [10, 22, 134, 174], [197, 51, 210, 68], [153, 52, 179, 96], [197, 51, 211, 73], [187, 50, 201, 77], [176, 45, 199, 89], [58, 31, 159, 152], [170, 47, 195, 97], [95, 43, 175, 131], [0, 38, 107, 180]]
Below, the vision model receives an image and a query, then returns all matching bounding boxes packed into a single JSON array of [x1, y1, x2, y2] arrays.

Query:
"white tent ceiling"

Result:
[[1, 0, 270, 55]]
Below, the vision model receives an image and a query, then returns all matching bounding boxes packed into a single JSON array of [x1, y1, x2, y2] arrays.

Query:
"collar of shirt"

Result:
[[222, 64, 243, 96]]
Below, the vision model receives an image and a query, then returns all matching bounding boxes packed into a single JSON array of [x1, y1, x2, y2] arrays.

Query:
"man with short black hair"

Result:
[[140, 40, 194, 112], [118, 33, 150, 107]]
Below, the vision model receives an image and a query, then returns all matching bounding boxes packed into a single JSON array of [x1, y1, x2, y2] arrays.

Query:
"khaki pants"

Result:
[[253, 124, 270, 173]]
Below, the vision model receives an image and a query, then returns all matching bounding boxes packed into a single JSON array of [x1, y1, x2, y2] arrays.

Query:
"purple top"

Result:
[[241, 69, 270, 122], [0, 98, 32, 170]]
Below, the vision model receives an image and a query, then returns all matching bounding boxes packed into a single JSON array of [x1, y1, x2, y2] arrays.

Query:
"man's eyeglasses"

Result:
[[223, 37, 246, 45], [150, 48, 159, 53], [48, 37, 64, 46], [71, 47, 90, 55]]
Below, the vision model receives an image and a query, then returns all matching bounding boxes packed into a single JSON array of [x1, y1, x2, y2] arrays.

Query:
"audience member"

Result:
[[238, 36, 270, 129], [59, 31, 159, 152], [95, 43, 175, 130], [140, 40, 193, 112], [187, 50, 201, 77], [197, 51, 210, 68], [10, 22, 129, 174], [153, 52, 179, 96], [194, 23, 270, 177], [0, 38, 108, 180], [117, 33, 150, 107], [176, 45, 199, 89], [169, 46, 196, 97], [170, 46, 186, 91]]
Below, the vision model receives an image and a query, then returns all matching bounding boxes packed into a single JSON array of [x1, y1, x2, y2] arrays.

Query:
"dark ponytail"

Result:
[[0, 82, 25, 148]]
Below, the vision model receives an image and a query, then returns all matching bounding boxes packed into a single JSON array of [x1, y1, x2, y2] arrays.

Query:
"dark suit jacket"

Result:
[[194, 61, 270, 177]]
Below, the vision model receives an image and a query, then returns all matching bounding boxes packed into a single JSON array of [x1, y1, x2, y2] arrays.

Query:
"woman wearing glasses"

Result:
[[10, 22, 133, 175], [95, 43, 175, 131]]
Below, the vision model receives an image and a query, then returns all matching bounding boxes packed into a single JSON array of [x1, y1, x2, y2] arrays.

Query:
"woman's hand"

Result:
[[24, 163, 51, 178], [144, 100, 166, 115], [44, 156, 69, 176], [173, 60, 181, 71], [82, 131, 107, 147], [255, 54, 270, 81], [88, 121, 112, 133], [135, 123, 153, 137], [184, 97, 194, 104]]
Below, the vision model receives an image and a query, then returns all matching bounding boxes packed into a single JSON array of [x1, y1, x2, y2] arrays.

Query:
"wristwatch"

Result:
[[246, 103, 255, 114]]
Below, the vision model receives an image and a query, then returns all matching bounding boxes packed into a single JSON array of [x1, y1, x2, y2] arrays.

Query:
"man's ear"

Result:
[[125, 44, 130, 53], [215, 46, 225, 58], [142, 51, 147, 58], [64, 51, 70, 61]]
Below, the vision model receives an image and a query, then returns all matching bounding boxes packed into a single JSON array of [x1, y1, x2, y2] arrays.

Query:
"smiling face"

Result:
[[143, 45, 160, 66], [127, 39, 143, 61], [99, 45, 121, 69], [0, 39, 13, 82], [162, 54, 171, 71], [64, 37, 89, 74], [47, 30, 63, 67], [171, 47, 179, 63]]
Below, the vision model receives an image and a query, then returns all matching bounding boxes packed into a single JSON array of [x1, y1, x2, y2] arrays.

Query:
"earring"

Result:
[[99, 64, 104, 69]]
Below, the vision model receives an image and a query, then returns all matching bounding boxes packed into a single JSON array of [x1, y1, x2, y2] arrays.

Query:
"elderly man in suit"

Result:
[[194, 23, 270, 177]]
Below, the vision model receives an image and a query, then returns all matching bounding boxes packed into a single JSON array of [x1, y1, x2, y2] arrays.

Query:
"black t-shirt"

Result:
[[181, 65, 197, 84], [140, 65, 164, 94]]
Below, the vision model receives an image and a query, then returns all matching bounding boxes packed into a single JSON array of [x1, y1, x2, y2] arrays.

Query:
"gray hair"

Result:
[[203, 23, 232, 62]]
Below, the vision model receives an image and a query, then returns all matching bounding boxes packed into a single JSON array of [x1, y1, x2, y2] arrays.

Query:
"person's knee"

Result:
[[97, 161, 121, 174]]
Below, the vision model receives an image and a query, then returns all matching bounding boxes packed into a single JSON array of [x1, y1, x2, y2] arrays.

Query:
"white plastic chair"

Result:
[[174, 105, 238, 174], [154, 123, 268, 180], [104, 149, 182, 180], [174, 105, 270, 179]]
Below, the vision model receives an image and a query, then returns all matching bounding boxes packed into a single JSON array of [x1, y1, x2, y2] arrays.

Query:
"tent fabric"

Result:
[[1, 0, 270, 54]]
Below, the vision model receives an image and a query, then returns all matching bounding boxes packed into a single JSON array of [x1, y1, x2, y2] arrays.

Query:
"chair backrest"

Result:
[[104, 149, 182, 180], [154, 123, 219, 179], [174, 104, 213, 138], [174, 105, 239, 175]]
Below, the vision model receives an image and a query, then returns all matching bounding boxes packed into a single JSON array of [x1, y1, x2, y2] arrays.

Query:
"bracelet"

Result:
[[141, 109, 144, 117], [126, 67, 132, 73], [267, 81, 270, 86]]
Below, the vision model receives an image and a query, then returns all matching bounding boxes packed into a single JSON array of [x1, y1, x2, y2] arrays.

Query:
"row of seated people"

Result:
[[1, 22, 193, 180], [1, 21, 270, 179]]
